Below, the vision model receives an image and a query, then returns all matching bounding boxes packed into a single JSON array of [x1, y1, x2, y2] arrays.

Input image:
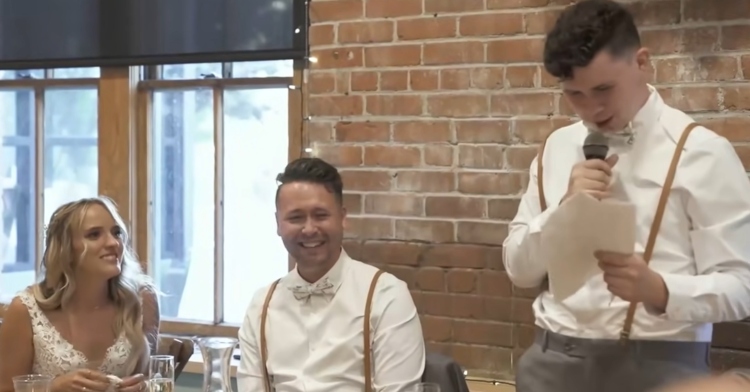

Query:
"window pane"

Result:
[[223, 87, 289, 324], [43, 88, 98, 225], [53, 68, 100, 79], [232, 60, 293, 78], [162, 63, 223, 80], [151, 89, 214, 322], [0, 70, 44, 80], [0, 90, 36, 303]]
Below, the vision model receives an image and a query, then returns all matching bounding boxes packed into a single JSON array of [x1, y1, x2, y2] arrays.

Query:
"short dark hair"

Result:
[[543, 0, 641, 80], [275, 157, 344, 205]]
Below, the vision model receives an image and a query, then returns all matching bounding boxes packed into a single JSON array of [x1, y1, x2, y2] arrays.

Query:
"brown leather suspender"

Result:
[[259, 269, 386, 391], [536, 123, 699, 342], [619, 123, 698, 342]]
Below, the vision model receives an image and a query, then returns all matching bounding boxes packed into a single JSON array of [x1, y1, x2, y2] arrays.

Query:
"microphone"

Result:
[[583, 132, 609, 160]]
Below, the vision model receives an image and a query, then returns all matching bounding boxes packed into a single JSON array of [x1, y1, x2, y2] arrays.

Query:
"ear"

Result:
[[635, 47, 650, 71]]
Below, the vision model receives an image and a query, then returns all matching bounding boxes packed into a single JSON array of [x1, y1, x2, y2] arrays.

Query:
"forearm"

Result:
[[502, 205, 557, 288], [656, 270, 750, 323]]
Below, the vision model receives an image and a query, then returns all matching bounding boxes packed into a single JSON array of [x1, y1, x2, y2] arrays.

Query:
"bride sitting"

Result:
[[0, 197, 159, 392]]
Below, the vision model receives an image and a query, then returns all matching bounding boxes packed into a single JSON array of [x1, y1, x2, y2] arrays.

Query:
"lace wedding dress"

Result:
[[17, 290, 133, 378]]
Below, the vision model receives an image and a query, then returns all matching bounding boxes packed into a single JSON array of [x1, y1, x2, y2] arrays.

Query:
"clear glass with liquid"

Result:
[[148, 377, 175, 392], [147, 355, 175, 392], [12, 374, 53, 392]]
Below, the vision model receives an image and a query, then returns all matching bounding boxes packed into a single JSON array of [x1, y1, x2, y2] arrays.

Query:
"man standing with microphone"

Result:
[[503, 1, 750, 391]]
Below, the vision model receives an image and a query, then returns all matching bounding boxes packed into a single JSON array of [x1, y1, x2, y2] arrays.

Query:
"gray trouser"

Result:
[[516, 328, 711, 392]]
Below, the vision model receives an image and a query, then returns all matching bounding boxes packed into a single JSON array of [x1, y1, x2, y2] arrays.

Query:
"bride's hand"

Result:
[[51, 369, 110, 392], [117, 374, 146, 392]]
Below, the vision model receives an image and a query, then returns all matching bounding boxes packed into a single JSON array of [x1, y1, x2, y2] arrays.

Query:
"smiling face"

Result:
[[275, 181, 345, 274], [72, 203, 124, 279], [560, 47, 651, 132]]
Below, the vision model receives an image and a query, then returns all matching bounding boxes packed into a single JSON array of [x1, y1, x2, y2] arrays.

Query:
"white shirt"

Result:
[[236, 250, 425, 392], [503, 85, 750, 342]]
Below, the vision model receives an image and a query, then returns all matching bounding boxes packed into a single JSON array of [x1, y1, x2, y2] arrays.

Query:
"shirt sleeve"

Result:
[[657, 135, 750, 323], [371, 274, 425, 392], [236, 289, 267, 392], [502, 155, 560, 288]]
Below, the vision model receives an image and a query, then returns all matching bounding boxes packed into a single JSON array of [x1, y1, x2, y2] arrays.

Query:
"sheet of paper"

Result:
[[540, 192, 636, 301]]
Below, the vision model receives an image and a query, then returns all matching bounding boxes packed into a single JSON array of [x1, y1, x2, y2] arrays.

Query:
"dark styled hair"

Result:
[[275, 157, 344, 205], [543, 0, 641, 80]]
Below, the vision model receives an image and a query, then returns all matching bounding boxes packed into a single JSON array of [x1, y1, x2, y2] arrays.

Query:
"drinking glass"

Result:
[[13, 374, 53, 392], [411, 382, 440, 392], [148, 355, 175, 392]]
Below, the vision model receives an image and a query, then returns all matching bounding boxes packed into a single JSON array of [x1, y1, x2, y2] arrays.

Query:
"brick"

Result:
[[624, 0, 680, 27], [427, 94, 489, 117], [683, 0, 750, 22], [425, 196, 486, 219], [311, 47, 363, 69], [309, 0, 363, 23], [487, 38, 544, 63], [423, 41, 485, 65], [309, 24, 335, 46], [340, 170, 392, 192], [487, 0, 549, 8], [307, 95, 363, 116], [397, 17, 457, 41], [306, 0, 750, 377], [455, 120, 512, 144], [654, 56, 739, 84], [350, 71, 377, 91], [364, 194, 423, 216], [365, 0, 422, 18], [459, 13, 524, 37], [308, 72, 336, 94], [364, 45, 421, 67], [722, 25, 750, 51], [424, 145, 454, 166], [363, 145, 422, 167], [395, 171, 455, 193], [424, 0, 484, 13], [334, 121, 390, 142], [440, 68, 472, 90], [380, 71, 409, 91], [337, 21, 394, 44], [366, 95, 423, 116], [524, 9, 561, 35], [345, 217, 393, 239], [395, 219, 455, 242], [392, 121, 453, 143]]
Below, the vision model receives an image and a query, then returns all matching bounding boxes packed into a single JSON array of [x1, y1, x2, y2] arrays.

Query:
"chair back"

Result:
[[157, 335, 194, 380], [422, 351, 470, 392]]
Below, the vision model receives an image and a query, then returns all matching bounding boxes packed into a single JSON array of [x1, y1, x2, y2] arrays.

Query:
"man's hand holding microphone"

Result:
[[561, 132, 669, 311]]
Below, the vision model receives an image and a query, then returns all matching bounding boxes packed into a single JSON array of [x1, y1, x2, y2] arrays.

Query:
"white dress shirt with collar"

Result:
[[503, 84, 750, 342], [236, 250, 426, 392]]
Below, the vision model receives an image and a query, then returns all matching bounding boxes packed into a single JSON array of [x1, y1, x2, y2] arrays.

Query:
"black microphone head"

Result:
[[583, 132, 609, 160]]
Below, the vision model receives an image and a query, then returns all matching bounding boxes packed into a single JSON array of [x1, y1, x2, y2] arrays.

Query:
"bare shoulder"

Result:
[[0, 296, 34, 343], [2, 296, 33, 326]]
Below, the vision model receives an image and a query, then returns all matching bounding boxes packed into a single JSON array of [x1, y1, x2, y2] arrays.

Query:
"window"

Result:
[[0, 68, 99, 303], [141, 60, 299, 329]]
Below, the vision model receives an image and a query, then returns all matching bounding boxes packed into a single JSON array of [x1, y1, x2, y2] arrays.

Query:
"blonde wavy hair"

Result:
[[31, 196, 155, 374]]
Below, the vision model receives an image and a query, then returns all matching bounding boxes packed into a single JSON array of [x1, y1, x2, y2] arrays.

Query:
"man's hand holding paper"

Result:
[[595, 251, 668, 311]]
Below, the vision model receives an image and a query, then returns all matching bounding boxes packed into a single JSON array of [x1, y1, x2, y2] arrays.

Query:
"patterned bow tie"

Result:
[[288, 278, 335, 300]]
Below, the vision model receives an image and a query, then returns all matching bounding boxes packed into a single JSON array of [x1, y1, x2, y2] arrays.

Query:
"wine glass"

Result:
[[411, 382, 440, 392], [147, 355, 175, 392], [12, 375, 53, 392]]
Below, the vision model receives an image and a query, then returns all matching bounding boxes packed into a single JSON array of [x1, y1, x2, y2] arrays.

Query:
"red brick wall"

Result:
[[306, 0, 750, 377]]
